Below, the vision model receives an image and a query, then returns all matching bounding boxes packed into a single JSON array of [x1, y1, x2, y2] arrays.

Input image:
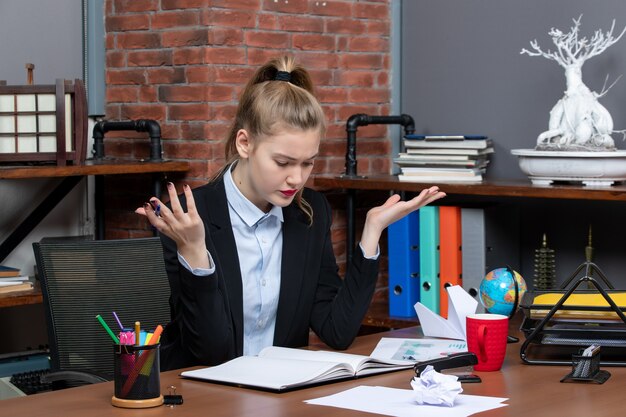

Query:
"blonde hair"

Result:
[[218, 56, 326, 224]]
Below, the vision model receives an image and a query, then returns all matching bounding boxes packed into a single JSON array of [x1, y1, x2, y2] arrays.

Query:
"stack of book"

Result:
[[0, 265, 33, 295], [394, 135, 494, 183]]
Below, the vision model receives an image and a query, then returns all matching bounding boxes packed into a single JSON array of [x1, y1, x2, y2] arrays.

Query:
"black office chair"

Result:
[[32, 237, 171, 388]]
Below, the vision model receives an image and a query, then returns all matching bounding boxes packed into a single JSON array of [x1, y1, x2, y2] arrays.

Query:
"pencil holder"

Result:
[[560, 348, 611, 384], [111, 343, 163, 408]]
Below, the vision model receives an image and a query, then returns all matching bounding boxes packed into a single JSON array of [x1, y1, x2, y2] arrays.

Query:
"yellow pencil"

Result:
[[134, 321, 141, 346]]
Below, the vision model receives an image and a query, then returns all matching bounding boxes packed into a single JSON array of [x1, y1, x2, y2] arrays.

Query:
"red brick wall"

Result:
[[103, 0, 393, 283]]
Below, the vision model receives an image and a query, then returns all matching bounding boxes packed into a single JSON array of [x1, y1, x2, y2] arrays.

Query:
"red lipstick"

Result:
[[280, 189, 297, 197]]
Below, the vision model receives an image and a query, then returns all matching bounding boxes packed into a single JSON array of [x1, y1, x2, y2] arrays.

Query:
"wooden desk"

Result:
[[2, 326, 624, 417]]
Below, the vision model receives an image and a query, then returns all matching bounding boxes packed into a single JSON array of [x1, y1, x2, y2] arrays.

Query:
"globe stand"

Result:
[[483, 266, 521, 344], [506, 266, 520, 343]]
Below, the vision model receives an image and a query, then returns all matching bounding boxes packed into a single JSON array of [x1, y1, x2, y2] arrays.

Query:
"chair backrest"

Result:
[[33, 237, 171, 378]]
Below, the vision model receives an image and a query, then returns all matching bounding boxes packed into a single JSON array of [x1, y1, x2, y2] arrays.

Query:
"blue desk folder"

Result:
[[387, 211, 420, 317]]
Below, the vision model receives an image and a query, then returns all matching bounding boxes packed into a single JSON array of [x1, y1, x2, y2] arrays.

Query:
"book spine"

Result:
[[439, 206, 462, 319], [406, 135, 488, 140], [419, 206, 440, 314], [403, 139, 491, 150], [397, 175, 483, 183], [387, 212, 420, 318]]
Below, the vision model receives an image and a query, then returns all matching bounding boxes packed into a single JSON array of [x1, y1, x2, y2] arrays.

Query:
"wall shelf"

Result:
[[0, 285, 42, 309], [313, 175, 626, 202], [0, 159, 189, 179]]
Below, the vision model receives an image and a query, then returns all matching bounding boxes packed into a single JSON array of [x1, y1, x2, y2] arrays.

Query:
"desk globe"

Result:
[[479, 268, 527, 316]]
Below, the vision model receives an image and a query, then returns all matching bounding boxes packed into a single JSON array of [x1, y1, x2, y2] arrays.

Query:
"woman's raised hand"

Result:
[[359, 186, 446, 257], [135, 183, 209, 269]]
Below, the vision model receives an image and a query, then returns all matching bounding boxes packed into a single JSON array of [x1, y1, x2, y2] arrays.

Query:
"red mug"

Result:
[[466, 313, 508, 371]]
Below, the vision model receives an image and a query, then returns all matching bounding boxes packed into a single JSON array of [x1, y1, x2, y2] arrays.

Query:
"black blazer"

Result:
[[158, 177, 379, 371]]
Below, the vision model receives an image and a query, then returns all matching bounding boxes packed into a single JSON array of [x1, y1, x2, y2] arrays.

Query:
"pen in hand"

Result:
[[150, 200, 161, 217]]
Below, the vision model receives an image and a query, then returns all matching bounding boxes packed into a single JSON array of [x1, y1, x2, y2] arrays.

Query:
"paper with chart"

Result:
[[304, 385, 509, 417], [414, 285, 478, 340], [370, 338, 467, 362]]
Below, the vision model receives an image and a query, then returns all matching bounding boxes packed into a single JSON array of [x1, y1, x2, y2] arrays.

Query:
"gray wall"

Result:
[[0, 0, 83, 84], [0, 1, 86, 355], [401, 1, 626, 180]]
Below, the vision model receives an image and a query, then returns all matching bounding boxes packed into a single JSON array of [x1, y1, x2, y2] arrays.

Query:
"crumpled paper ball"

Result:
[[410, 365, 463, 407]]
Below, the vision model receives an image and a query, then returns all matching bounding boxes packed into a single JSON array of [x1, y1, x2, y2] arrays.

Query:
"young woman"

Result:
[[136, 56, 445, 370]]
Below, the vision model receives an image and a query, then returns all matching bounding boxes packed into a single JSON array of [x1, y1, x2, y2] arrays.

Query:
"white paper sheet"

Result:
[[369, 338, 467, 362], [305, 385, 508, 417], [414, 285, 478, 340]]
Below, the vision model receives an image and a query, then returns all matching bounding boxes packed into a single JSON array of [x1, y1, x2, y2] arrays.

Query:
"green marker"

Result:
[[96, 314, 120, 344]]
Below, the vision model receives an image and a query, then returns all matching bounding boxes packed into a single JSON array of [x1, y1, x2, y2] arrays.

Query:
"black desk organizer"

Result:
[[560, 348, 611, 384], [519, 260, 626, 366]]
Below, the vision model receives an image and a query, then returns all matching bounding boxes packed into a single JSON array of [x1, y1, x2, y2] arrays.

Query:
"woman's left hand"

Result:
[[360, 186, 446, 257]]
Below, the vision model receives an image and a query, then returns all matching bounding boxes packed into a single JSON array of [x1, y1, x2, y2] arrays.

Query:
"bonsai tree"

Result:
[[521, 16, 626, 151]]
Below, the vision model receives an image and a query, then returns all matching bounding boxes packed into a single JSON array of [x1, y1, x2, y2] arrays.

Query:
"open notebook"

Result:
[[180, 346, 413, 392]]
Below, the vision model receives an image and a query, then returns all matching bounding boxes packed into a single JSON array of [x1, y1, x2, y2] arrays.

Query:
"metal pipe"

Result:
[[92, 119, 163, 161], [342, 114, 416, 264], [344, 114, 415, 178]]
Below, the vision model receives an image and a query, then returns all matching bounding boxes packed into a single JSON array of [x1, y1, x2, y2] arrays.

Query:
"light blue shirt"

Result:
[[178, 167, 283, 356], [178, 166, 379, 356], [223, 168, 283, 356]]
